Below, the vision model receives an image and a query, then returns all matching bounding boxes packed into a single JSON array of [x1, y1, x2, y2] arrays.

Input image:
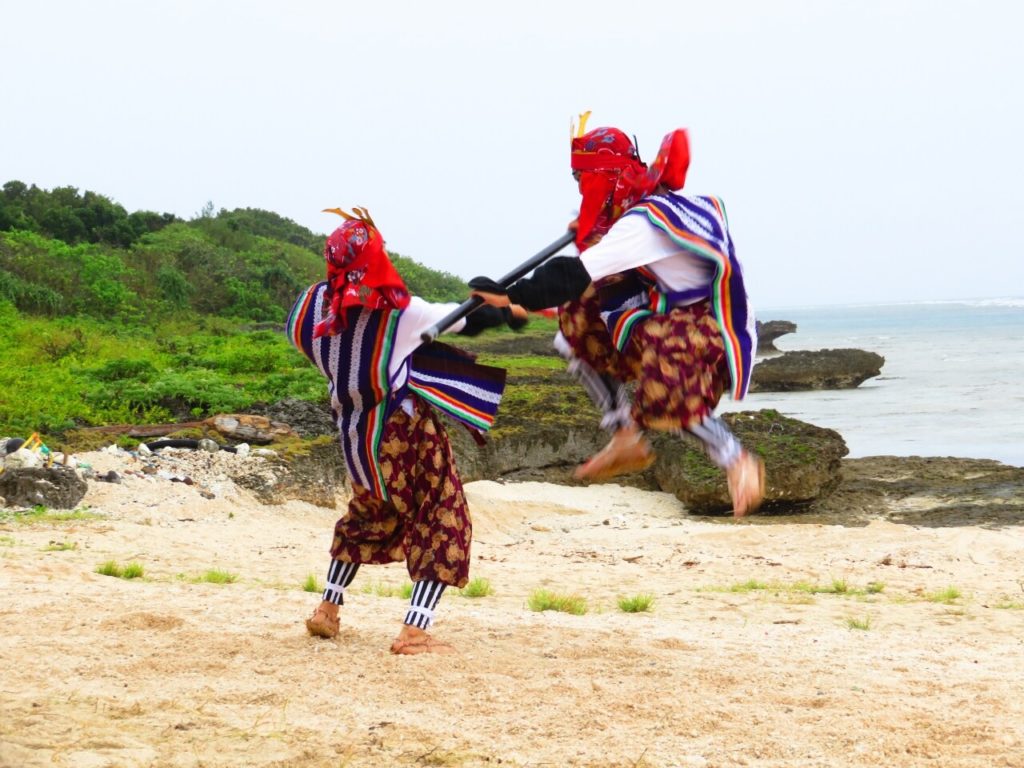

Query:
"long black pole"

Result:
[[419, 230, 575, 343]]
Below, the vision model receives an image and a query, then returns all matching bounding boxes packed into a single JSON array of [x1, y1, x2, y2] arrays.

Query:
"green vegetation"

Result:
[[846, 616, 872, 631], [527, 589, 588, 615], [302, 574, 322, 593], [701, 578, 886, 599], [96, 560, 144, 579], [0, 181, 472, 439], [617, 593, 655, 613], [460, 577, 494, 598], [0, 505, 101, 524], [359, 580, 414, 599], [195, 569, 238, 584], [927, 586, 962, 604]]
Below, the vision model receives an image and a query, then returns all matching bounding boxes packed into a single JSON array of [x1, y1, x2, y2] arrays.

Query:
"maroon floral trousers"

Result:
[[329, 395, 471, 588], [559, 283, 729, 432]]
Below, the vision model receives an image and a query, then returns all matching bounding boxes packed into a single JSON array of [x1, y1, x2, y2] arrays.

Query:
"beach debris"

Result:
[[3, 448, 42, 470], [197, 439, 220, 453]]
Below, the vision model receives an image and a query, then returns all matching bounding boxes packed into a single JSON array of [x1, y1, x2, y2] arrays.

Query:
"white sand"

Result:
[[2, 449, 1023, 767]]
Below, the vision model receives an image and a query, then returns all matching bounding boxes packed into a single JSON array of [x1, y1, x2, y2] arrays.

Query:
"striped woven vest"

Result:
[[286, 283, 506, 499], [613, 193, 757, 400]]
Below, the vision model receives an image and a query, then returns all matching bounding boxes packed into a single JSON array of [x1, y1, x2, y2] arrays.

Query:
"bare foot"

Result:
[[574, 428, 655, 481], [727, 451, 766, 517], [305, 601, 339, 639], [390, 625, 455, 655]]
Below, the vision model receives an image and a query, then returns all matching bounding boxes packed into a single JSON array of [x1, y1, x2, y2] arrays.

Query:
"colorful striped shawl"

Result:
[[286, 283, 506, 499], [622, 193, 757, 400]]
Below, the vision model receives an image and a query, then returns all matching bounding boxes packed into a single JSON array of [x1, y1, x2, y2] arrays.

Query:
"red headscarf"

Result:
[[313, 209, 410, 338], [571, 115, 691, 250]]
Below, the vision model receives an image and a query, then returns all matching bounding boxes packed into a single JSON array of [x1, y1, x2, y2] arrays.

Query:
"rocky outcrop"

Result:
[[649, 410, 848, 513], [756, 320, 798, 355], [233, 436, 346, 508], [751, 349, 885, 392], [247, 398, 337, 438], [0, 466, 88, 509]]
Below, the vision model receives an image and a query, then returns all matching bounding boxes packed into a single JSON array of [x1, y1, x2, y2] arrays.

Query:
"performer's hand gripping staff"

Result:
[[419, 231, 575, 343]]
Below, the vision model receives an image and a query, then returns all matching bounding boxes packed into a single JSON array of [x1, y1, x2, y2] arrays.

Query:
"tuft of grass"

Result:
[[196, 569, 237, 584], [528, 589, 588, 615], [847, 616, 872, 631], [2, 505, 101, 525], [0, 535, 16, 547], [993, 601, 1024, 610], [927, 586, 962, 604], [359, 580, 409, 598], [96, 560, 122, 577], [460, 577, 494, 598], [866, 581, 885, 594], [827, 578, 849, 594], [729, 580, 770, 593], [96, 560, 144, 579], [121, 562, 145, 579], [618, 593, 655, 613], [42, 540, 78, 552], [301, 574, 321, 593]]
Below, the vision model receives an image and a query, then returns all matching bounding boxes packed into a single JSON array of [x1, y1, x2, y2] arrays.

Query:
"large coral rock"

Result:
[[650, 409, 848, 514], [751, 349, 885, 392], [756, 320, 798, 354], [0, 466, 88, 509]]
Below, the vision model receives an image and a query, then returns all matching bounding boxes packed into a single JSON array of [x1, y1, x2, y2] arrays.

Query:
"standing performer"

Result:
[[471, 116, 765, 516], [288, 207, 518, 653]]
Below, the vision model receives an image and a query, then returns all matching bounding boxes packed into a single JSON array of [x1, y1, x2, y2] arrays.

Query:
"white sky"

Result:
[[4, 1, 1022, 310]]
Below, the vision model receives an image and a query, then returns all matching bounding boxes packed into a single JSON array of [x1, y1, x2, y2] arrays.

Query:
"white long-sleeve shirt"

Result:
[[580, 213, 713, 291]]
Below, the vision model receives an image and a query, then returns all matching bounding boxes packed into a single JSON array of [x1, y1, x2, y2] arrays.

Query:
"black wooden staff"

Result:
[[419, 231, 575, 343]]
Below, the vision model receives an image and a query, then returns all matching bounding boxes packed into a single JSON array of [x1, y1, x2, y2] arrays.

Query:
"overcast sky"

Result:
[[4, 1, 1022, 309]]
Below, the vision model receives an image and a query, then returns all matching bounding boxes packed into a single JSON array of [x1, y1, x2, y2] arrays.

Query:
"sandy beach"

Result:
[[2, 448, 1023, 768]]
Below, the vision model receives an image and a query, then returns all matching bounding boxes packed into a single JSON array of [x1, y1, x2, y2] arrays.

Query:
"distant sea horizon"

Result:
[[717, 296, 1024, 467]]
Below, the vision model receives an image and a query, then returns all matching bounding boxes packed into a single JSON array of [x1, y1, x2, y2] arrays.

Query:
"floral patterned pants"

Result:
[[329, 395, 471, 588], [559, 284, 729, 433]]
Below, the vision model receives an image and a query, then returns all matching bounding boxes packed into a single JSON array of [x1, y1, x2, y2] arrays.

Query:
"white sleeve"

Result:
[[579, 215, 666, 282], [389, 297, 467, 378]]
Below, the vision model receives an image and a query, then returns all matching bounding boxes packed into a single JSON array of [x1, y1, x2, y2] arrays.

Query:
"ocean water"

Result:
[[716, 298, 1024, 467]]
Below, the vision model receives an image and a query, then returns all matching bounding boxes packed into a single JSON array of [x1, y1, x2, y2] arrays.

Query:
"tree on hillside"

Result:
[[0, 180, 177, 247]]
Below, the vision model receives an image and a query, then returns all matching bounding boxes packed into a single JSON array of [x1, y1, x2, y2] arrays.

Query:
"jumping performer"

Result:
[[471, 116, 765, 516]]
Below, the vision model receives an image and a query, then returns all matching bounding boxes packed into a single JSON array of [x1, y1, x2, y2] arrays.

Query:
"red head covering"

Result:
[[313, 208, 410, 338], [570, 113, 691, 250]]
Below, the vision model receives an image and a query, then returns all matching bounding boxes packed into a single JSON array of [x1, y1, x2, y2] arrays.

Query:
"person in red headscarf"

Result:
[[471, 116, 765, 517], [287, 207, 526, 653]]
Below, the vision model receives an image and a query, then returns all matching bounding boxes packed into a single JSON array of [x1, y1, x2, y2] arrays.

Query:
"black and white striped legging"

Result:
[[403, 580, 447, 630], [321, 560, 359, 606]]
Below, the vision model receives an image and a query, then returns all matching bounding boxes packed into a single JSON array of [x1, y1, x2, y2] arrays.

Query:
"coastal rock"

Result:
[[0, 466, 88, 509], [756, 320, 798, 355], [447, 372, 611, 486], [650, 410, 848, 514], [810, 456, 1024, 526], [247, 398, 336, 438], [233, 436, 346, 508], [750, 349, 885, 392]]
